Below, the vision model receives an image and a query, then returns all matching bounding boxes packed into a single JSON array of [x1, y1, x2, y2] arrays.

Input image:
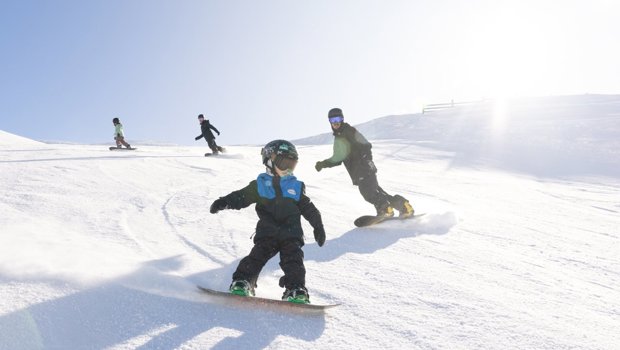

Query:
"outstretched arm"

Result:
[[209, 124, 220, 136], [210, 181, 259, 213], [315, 137, 350, 171]]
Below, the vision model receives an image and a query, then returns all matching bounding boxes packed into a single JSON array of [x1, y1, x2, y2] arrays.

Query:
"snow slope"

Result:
[[1, 95, 619, 349], [0, 130, 43, 147], [296, 94, 620, 178]]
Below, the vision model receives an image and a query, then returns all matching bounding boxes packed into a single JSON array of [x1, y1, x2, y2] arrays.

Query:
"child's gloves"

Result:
[[314, 227, 326, 247], [210, 198, 228, 213]]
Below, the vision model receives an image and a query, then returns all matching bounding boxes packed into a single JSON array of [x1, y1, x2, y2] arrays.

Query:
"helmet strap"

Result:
[[265, 159, 275, 175]]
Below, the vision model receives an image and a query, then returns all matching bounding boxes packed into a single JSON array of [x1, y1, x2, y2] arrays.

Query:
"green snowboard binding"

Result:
[[229, 280, 254, 297], [282, 287, 310, 304]]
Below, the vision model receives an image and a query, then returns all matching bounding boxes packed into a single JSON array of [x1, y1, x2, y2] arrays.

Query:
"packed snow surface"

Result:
[[1, 95, 619, 349]]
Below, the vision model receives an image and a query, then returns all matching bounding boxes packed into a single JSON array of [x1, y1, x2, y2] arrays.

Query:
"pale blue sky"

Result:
[[1, 0, 619, 145]]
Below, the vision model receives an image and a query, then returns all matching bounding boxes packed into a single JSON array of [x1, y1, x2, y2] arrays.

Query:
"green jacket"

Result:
[[320, 123, 374, 185], [114, 123, 124, 137]]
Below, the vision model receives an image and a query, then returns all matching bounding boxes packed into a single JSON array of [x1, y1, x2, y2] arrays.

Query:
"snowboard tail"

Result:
[[197, 286, 339, 312], [354, 213, 425, 227]]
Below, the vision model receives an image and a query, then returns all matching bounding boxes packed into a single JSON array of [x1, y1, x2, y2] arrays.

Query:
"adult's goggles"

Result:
[[329, 116, 344, 124]]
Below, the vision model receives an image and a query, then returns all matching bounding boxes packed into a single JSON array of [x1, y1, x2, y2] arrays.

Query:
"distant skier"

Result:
[[194, 114, 223, 155], [315, 108, 414, 218], [112, 118, 131, 149], [210, 140, 325, 304]]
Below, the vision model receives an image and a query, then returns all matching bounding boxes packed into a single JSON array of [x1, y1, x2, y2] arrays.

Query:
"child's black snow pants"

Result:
[[232, 237, 306, 290]]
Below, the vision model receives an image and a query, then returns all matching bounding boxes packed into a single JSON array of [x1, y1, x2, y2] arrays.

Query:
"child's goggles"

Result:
[[274, 155, 298, 171]]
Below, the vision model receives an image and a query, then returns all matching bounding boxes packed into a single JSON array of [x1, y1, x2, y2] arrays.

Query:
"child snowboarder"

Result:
[[315, 108, 414, 218], [210, 140, 326, 303], [194, 114, 224, 155], [112, 117, 131, 149]]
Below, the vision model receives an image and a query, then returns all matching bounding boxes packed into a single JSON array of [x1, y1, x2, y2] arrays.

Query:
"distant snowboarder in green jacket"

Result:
[[112, 118, 131, 149]]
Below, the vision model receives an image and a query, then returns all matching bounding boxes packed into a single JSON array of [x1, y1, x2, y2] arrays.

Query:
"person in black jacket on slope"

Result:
[[210, 140, 325, 304], [194, 114, 224, 155], [315, 108, 414, 218]]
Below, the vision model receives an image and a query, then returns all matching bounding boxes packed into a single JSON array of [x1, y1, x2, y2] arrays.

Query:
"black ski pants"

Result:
[[206, 137, 220, 154], [357, 172, 393, 210], [232, 237, 306, 290], [357, 173, 409, 212]]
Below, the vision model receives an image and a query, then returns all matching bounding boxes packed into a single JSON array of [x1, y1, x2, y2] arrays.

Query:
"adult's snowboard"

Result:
[[197, 286, 339, 312], [354, 213, 425, 227], [109, 147, 137, 151]]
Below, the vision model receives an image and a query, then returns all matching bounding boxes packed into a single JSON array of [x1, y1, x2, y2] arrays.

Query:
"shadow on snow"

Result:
[[0, 257, 326, 350]]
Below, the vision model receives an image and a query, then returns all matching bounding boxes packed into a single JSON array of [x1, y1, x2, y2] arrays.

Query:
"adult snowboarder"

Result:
[[315, 108, 414, 218], [112, 117, 131, 149], [210, 140, 325, 304], [194, 114, 223, 155]]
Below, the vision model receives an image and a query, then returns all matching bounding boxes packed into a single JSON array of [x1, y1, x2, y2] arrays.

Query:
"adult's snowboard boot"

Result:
[[392, 195, 414, 218], [375, 203, 395, 218], [229, 280, 254, 296], [282, 287, 310, 304], [400, 201, 414, 218]]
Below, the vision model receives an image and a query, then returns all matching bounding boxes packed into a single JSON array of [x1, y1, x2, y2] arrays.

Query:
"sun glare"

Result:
[[457, 4, 564, 99]]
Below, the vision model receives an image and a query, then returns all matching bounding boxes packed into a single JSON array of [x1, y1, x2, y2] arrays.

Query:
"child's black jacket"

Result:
[[220, 173, 323, 244]]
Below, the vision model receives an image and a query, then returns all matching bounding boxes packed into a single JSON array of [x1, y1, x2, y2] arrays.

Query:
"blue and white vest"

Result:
[[256, 173, 302, 201]]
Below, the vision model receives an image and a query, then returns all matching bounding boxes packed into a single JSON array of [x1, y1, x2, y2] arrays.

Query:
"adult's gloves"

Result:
[[314, 227, 326, 247], [194, 136, 201, 141], [315, 160, 328, 172], [210, 198, 228, 214]]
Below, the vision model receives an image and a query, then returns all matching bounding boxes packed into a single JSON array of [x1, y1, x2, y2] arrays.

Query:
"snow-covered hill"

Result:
[[1, 95, 619, 349], [0, 130, 43, 147], [296, 94, 620, 177]]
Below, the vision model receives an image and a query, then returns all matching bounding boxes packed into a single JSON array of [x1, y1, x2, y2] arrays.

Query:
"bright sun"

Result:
[[455, 3, 566, 99]]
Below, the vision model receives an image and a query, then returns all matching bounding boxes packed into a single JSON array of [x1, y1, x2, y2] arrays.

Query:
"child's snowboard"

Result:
[[109, 147, 137, 151], [197, 286, 339, 312], [354, 213, 425, 227]]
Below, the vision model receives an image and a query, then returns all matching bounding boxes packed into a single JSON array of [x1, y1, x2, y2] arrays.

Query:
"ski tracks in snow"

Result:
[[160, 191, 228, 266]]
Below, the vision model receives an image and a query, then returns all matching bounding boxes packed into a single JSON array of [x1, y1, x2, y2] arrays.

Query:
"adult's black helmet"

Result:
[[112, 117, 120, 124], [328, 108, 343, 119], [261, 140, 298, 172]]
